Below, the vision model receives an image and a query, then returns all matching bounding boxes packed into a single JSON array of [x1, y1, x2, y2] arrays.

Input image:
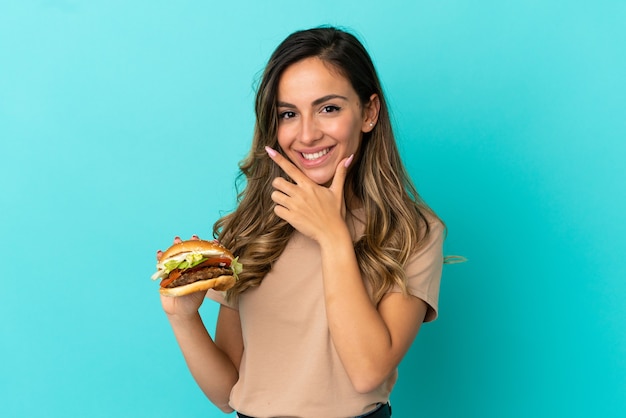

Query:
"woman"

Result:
[[160, 26, 445, 418]]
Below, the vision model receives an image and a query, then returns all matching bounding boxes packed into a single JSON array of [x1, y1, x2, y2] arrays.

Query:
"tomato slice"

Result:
[[160, 269, 181, 288], [201, 256, 232, 267]]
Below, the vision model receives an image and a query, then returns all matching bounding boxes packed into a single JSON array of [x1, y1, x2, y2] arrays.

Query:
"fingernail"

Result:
[[174, 236, 182, 243], [191, 234, 199, 240], [344, 154, 354, 168], [265, 146, 278, 157]]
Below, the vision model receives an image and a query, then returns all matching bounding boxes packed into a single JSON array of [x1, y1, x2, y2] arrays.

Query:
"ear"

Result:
[[361, 93, 381, 133]]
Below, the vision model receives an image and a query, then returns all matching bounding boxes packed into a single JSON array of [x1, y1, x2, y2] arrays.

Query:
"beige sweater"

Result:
[[206, 219, 444, 418]]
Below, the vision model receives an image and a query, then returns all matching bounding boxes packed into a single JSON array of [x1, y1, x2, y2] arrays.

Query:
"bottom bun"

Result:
[[159, 275, 236, 297]]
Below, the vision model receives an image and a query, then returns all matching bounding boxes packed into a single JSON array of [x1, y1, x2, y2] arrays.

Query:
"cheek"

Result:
[[276, 124, 292, 149], [327, 118, 362, 148]]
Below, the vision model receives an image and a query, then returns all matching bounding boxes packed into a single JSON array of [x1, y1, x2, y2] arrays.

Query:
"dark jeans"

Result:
[[237, 402, 392, 418]]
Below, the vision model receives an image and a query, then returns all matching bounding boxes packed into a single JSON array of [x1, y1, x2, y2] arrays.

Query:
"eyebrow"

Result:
[[277, 94, 349, 108]]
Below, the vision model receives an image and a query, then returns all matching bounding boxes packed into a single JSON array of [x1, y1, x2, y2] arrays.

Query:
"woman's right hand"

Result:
[[157, 234, 207, 317], [160, 291, 206, 316]]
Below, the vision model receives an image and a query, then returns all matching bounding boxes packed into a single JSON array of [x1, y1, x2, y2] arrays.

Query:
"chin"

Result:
[[309, 176, 333, 186], [303, 173, 333, 186]]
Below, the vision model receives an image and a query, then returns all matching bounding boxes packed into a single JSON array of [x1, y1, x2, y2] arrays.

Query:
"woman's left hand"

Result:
[[266, 146, 353, 243]]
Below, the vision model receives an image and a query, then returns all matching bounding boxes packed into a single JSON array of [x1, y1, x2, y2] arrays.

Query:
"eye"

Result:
[[321, 105, 341, 113], [279, 111, 296, 120]]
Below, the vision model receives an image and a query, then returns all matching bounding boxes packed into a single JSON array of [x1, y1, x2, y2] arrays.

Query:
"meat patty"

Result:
[[165, 266, 232, 288]]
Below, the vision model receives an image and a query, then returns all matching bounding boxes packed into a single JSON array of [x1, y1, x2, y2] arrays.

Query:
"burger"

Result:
[[152, 238, 242, 296]]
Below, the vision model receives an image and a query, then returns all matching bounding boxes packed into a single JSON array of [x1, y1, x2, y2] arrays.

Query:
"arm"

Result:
[[318, 226, 428, 393], [162, 294, 243, 412], [267, 149, 432, 393]]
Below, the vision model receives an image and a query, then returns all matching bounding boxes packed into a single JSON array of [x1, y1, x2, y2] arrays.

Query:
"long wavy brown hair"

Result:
[[213, 26, 442, 304]]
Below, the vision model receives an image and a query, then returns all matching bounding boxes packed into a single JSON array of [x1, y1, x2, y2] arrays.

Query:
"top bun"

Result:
[[160, 239, 234, 262]]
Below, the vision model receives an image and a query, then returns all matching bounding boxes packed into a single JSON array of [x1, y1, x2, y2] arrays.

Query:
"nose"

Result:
[[298, 115, 322, 144]]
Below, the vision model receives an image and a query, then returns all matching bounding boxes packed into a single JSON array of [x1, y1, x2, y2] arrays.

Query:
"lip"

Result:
[[296, 145, 335, 167]]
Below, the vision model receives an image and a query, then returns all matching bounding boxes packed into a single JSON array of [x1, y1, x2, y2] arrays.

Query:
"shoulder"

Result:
[[408, 214, 445, 274], [417, 207, 445, 241]]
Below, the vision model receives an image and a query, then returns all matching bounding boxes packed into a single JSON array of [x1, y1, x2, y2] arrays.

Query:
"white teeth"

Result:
[[302, 148, 329, 160]]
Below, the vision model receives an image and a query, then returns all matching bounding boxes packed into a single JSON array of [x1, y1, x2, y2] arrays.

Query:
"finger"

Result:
[[270, 189, 292, 210], [265, 146, 308, 184], [272, 176, 299, 197], [329, 154, 354, 194], [156, 249, 163, 260], [191, 234, 199, 240], [173, 236, 182, 244], [273, 202, 290, 222]]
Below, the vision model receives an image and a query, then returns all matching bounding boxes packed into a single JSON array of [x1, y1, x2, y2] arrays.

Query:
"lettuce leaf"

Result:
[[231, 257, 243, 279], [163, 253, 207, 274]]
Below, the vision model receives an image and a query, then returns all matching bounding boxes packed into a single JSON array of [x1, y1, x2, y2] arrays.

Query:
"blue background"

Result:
[[1, 1, 624, 417]]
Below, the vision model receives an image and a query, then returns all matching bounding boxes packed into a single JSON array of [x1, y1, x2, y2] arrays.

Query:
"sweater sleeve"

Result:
[[205, 289, 239, 310], [392, 220, 444, 322]]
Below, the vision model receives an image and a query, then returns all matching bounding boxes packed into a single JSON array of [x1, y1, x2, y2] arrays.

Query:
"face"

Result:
[[276, 57, 377, 186]]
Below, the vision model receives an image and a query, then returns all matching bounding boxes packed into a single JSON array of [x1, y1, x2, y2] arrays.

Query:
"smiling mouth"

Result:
[[301, 147, 331, 161]]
